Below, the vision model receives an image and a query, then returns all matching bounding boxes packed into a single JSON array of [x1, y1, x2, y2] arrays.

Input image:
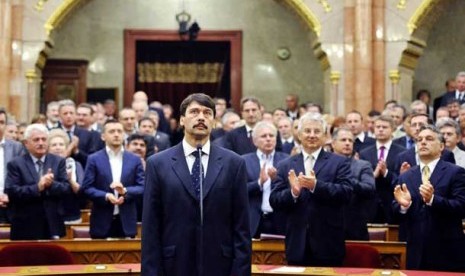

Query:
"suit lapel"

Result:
[[313, 150, 329, 176], [171, 144, 198, 200], [24, 155, 39, 182], [203, 145, 223, 200], [292, 154, 305, 175], [101, 150, 113, 183], [429, 160, 445, 188]]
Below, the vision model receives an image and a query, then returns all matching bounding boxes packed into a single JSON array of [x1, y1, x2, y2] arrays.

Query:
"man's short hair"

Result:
[[436, 118, 461, 137], [375, 114, 395, 130], [139, 117, 155, 127], [77, 103, 94, 115], [127, 133, 148, 146], [24, 124, 48, 140], [346, 110, 363, 121], [180, 93, 216, 117], [102, 118, 121, 131], [419, 124, 445, 144], [252, 121, 277, 139], [331, 126, 353, 141], [298, 112, 327, 133], [58, 99, 76, 112], [0, 108, 7, 122], [240, 96, 261, 112]]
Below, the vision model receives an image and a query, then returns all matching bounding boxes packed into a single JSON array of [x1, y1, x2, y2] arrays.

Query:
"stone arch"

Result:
[[397, 0, 452, 103], [30, 0, 331, 113]]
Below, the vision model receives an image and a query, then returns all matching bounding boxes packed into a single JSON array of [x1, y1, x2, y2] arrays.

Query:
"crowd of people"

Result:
[[1, 72, 465, 273]]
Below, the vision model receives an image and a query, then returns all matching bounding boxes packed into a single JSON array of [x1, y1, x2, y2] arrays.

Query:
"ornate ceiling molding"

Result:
[[275, 0, 322, 37], [407, 0, 440, 34], [44, 0, 88, 36]]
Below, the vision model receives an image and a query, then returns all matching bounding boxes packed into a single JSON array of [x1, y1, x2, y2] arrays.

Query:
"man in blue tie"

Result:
[[142, 93, 251, 276], [242, 121, 288, 238]]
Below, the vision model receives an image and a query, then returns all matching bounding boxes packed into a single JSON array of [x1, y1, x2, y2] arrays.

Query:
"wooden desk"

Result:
[[252, 239, 406, 269], [252, 265, 465, 276], [0, 263, 140, 275], [0, 239, 406, 269]]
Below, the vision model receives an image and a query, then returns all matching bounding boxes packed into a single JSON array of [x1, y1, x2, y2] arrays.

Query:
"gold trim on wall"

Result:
[[276, 0, 322, 36], [44, 0, 86, 36], [407, 0, 439, 34]]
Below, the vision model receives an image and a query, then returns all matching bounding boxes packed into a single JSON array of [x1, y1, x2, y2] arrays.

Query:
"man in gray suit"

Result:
[[0, 108, 25, 222], [331, 127, 376, 240]]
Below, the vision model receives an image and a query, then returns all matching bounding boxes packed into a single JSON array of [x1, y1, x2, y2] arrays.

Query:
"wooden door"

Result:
[[41, 59, 88, 110]]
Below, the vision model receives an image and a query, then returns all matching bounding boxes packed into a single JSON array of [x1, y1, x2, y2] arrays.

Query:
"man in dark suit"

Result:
[[331, 127, 375, 240], [396, 113, 455, 175], [57, 99, 103, 167], [242, 121, 288, 238], [224, 97, 262, 155], [82, 120, 144, 239], [5, 124, 71, 240], [277, 117, 295, 155], [138, 116, 171, 153], [440, 72, 465, 107], [359, 115, 405, 224], [210, 111, 241, 142], [0, 108, 24, 222], [270, 112, 352, 267], [393, 114, 415, 150], [142, 93, 251, 276], [346, 111, 376, 155], [285, 94, 300, 120], [433, 78, 455, 118], [393, 125, 465, 271]]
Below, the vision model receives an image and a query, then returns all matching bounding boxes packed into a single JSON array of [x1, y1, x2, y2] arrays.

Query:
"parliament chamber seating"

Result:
[[0, 243, 75, 266], [343, 243, 381, 268]]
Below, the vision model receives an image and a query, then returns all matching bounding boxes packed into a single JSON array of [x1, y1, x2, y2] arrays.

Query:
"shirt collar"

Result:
[[419, 157, 440, 173], [106, 146, 124, 157], [183, 139, 211, 157], [376, 140, 392, 150], [302, 147, 322, 162], [30, 154, 45, 164], [356, 132, 366, 142], [256, 149, 275, 161], [0, 138, 5, 147], [282, 137, 293, 144]]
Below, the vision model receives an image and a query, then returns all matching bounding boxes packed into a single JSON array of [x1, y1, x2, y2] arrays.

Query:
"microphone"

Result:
[[196, 144, 204, 276], [196, 144, 204, 226]]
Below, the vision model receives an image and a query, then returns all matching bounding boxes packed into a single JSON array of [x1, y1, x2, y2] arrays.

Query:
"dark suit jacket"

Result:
[[353, 134, 376, 154], [57, 124, 103, 167], [440, 91, 465, 107], [224, 125, 283, 155], [82, 149, 144, 238], [2, 140, 25, 180], [210, 128, 226, 141], [5, 153, 71, 240], [269, 150, 352, 266], [153, 131, 171, 152], [141, 143, 251, 276], [393, 136, 415, 150], [393, 161, 465, 271], [242, 151, 289, 236], [344, 158, 375, 241], [395, 147, 456, 174], [359, 142, 406, 223]]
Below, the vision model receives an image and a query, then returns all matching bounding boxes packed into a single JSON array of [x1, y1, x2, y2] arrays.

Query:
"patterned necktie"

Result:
[[305, 155, 315, 175], [422, 165, 430, 182], [36, 160, 44, 177], [191, 151, 203, 198], [379, 146, 386, 161]]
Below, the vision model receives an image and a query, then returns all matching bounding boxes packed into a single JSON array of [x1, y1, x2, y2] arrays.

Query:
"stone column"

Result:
[[372, 0, 385, 112], [343, 0, 355, 113], [330, 71, 341, 115], [0, 0, 12, 110], [25, 69, 41, 121], [389, 69, 400, 102], [9, 0, 24, 120], [354, 0, 373, 116]]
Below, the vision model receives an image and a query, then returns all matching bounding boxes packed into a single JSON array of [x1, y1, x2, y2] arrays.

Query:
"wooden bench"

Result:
[[252, 239, 406, 269], [0, 239, 406, 269]]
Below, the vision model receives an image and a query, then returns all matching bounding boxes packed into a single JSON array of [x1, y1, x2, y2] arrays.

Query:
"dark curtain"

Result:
[[136, 41, 231, 118]]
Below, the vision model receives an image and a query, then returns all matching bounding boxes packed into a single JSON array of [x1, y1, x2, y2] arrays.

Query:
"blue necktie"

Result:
[[407, 138, 414, 150], [191, 151, 203, 198]]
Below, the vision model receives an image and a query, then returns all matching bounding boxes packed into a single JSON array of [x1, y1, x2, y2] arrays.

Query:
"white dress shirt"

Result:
[[257, 149, 274, 213], [107, 146, 123, 215], [183, 139, 210, 177]]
